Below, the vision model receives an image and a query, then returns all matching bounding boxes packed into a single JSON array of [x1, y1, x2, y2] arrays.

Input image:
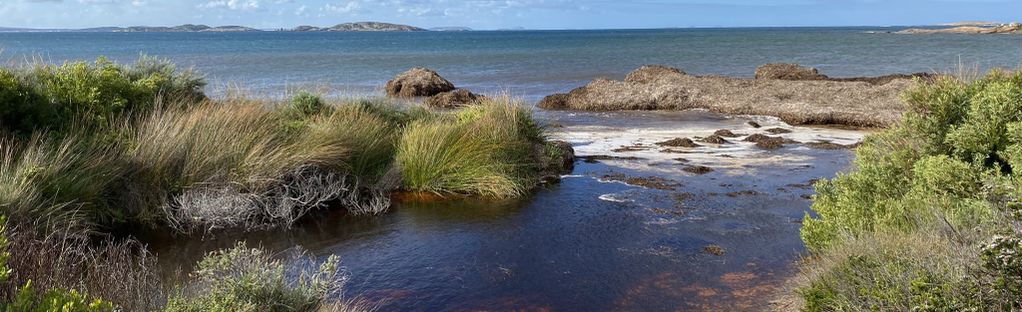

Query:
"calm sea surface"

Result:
[[2, 28, 1022, 101]]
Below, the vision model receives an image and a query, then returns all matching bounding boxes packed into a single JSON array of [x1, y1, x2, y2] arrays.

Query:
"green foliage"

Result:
[[5, 281, 114, 312], [798, 70, 1022, 310], [802, 71, 1022, 251], [163, 243, 344, 312], [0, 56, 205, 135], [285, 92, 330, 119], [396, 100, 544, 198]]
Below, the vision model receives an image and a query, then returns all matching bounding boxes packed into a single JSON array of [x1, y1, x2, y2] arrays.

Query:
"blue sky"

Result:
[[1, 0, 1019, 30]]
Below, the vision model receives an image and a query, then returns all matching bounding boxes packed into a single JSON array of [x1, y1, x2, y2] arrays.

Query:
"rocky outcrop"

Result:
[[755, 63, 827, 81], [385, 68, 456, 98], [538, 64, 930, 128], [625, 65, 687, 83], [896, 22, 1021, 34], [423, 89, 487, 108]]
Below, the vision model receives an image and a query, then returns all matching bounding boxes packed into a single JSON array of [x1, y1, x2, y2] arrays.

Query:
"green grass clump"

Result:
[[0, 56, 205, 135], [164, 243, 370, 312], [797, 70, 1022, 310], [396, 99, 545, 198]]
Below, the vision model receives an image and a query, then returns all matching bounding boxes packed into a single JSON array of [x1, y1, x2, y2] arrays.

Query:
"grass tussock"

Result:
[[397, 97, 546, 198], [793, 69, 1022, 311]]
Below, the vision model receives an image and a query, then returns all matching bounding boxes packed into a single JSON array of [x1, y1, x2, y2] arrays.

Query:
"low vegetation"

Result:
[[0, 57, 570, 310], [795, 69, 1022, 310]]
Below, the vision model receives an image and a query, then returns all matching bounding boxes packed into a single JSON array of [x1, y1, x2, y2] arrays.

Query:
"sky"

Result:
[[0, 0, 1020, 30]]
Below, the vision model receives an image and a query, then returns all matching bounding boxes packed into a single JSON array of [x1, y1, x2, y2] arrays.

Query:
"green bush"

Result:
[[163, 243, 365, 312], [0, 56, 205, 135], [798, 70, 1022, 310]]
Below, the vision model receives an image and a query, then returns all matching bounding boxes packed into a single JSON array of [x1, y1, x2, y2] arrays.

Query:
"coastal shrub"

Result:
[[397, 99, 544, 198], [798, 69, 1022, 310], [802, 70, 1022, 251], [163, 243, 371, 312], [0, 56, 205, 135]]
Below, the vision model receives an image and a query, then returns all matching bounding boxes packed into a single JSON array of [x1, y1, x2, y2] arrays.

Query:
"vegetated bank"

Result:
[[782, 69, 1022, 310], [538, 64, 933, 128], [0, 57, 572, 311]]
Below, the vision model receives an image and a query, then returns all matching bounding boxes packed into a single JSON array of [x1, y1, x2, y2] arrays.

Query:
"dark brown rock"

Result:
[[385, 67, 456, 98], [656, 138, 701, 148], [423, 89, 487, 108]]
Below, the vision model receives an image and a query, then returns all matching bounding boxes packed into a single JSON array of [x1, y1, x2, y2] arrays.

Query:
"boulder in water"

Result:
[[385, 67, 456, 98]]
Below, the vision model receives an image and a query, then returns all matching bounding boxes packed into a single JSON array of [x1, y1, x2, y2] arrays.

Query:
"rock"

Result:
[[704, 245, 726, 256], [755, 63, 828, 81], [423, 89, 487, 108], [536, 78, 691, 111], [624, 65, 687, 84], [539, 141, 575, 176], [536, 93, 571, 110], [700, 135, 730, 144], [764, 127, 793, 134], [743, 134, 792, 149], [385, 68, 456, 98], [714, 130, 742, 137], [683, 166, 714, 175], [747, 121, 762, 128], [656, 138, 701, 148]]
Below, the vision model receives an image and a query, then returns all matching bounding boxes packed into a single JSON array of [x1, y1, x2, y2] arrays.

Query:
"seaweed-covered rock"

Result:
[[424, 89, 487, 108], [656, 138, 701, 148], [385, 68, 456, 98], [744, 134, 793, 149], [625, 65, 687, 84], [755, 63, 828, 81], [700, 135, 730, 144], [714, 130, 742, 137]]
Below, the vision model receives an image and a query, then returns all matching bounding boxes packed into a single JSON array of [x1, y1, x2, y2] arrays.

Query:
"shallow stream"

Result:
[[143, 110, 861, 311]]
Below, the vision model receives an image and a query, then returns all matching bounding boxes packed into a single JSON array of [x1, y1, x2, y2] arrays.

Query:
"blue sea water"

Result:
[[2, 27, 1022, 101]]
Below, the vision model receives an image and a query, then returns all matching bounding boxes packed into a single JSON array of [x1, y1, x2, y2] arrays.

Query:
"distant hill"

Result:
[[292, 22, 426, 32], [430, 27, 473, 32], [114, 24, 258, 32]]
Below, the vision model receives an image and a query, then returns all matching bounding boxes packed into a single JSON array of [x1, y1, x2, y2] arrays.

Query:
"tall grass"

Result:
[[397, 99, 544, 198]]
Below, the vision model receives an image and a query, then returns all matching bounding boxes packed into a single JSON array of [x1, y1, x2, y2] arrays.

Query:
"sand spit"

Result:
[[538, 64, 933, 128]]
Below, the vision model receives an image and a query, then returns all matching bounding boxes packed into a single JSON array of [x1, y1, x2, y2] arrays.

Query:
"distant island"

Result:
[[290, 22, 426, 32], [0, 22, 436, 33], [896, 22, 1021, 34]]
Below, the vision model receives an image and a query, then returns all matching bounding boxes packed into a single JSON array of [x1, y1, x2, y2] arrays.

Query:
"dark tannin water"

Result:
[[2, 28, 1022, 101], [143, 110, 858, 310]]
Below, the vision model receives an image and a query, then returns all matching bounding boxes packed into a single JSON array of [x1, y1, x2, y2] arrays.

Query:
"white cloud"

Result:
[[197, 0, 260, 10]]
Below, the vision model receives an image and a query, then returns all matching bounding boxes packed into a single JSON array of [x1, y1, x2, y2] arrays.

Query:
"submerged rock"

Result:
[[683, 165, 714, 175], [747, 121, 762, 128], [656, 138, 701, 148], [385, 68, 456, 98], [714, 129, 742, 137], [755, 63, 827, 81], [424, 89, 487, 108], [700, 135, 730, 144], [743, 134, 793, 149], [764, 127, 793, 134]]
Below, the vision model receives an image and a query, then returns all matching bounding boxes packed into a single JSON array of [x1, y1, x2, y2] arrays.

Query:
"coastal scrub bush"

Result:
[[396, 99, 544, 198], [163, 243, 371, 312], [798, 69, 1022, 310], [0, 56, 205, 135]]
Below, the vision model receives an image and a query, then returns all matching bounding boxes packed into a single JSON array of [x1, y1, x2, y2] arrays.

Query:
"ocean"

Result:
[[2, 27, 1021, 101]]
